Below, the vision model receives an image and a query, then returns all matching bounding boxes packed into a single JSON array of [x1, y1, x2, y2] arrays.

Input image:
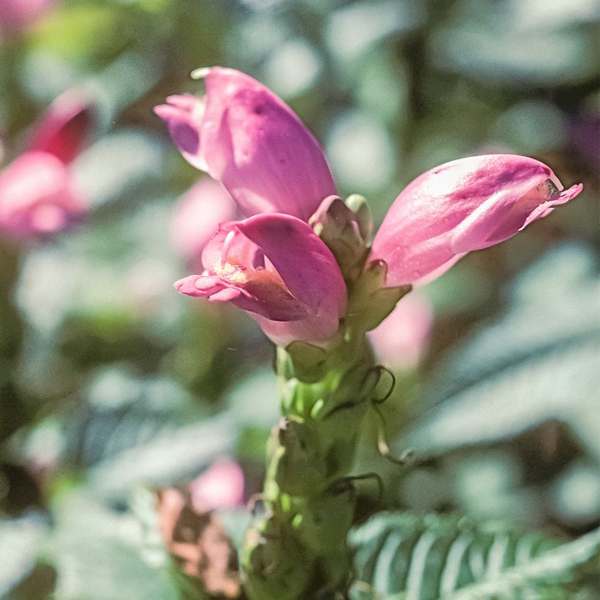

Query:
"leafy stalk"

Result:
[[241, 197, 409, 600]]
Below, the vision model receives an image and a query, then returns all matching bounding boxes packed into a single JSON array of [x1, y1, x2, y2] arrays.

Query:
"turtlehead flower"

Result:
[[171, 177, 238, 268], [159, 68, 582, 349], [371, 155, 583, 286], [174, 213, 346, 347], [154, 67, 336, 221], [0, 90, 92, 240]]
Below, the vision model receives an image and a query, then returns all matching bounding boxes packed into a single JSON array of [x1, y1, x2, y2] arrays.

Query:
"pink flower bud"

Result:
[[0, 152, 83, 239], [175, 213, 346, 347], [155, 67, 336, 221], [190, 459, 245, 511], [371, 155, 583, 286], [368, 292, 433, 370], [171, 178, 238, 268], [0, 90, 92, 240]]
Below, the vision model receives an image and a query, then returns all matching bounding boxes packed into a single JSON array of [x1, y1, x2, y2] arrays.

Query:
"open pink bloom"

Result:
[[371, 155, 583, 286], [0, 90, 92, 240], [190, 459, 245, 511], [0, 0, 56, 32], [154, 67, 336, 221], [175, 213, 346, 347], [368, 292, 433, 370], [171, 177, 238, 268]]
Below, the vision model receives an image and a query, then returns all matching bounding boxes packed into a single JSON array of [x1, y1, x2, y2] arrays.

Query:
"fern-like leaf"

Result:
[[349, 513, 599, 600]]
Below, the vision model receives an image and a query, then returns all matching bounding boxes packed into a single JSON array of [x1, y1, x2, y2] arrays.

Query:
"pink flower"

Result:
[[28, 89, 92, 164], [154, 67, 336, 221], [171, 177, 238, 268], [0, 152, 82, 237], [175, 213, 346, 347], [0, 90, 92, 240], [158, 69, 582, 348], [368, 292, 433, 370], [371, 155, 583, 286], [0, 0, 56, 33], [190, 459, 245, 511]]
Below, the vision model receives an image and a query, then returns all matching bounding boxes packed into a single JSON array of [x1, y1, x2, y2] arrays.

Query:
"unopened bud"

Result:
[[309, 195, 368, 280]]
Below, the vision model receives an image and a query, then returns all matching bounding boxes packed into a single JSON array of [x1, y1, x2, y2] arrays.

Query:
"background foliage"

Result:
[[0, 0, 598, 598]]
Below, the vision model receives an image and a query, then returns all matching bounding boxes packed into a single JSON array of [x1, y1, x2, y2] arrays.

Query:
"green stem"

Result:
[[242, 334, 382, 600]]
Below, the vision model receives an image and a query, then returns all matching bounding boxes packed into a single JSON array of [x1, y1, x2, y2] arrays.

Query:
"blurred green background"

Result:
[[0, 0, 598, 598]]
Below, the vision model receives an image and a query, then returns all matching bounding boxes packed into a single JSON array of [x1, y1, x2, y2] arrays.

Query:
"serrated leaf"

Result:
[[348, 512, 593, 600]]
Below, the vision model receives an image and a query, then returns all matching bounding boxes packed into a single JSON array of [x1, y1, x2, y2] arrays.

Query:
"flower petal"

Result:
[[236, 213, 347, 319], [155, 67, 337, 220], [371, 154, 583, 286], [0, 151, 84, 239], [174, 272, 309, 321], [28, 89, 93, 164]]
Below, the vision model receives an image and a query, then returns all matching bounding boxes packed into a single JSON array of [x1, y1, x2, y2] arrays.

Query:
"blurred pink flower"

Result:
[[175, 213, 346, 347], [0, 89, 92, 240], [190, 459, 245, 511], [371, 155, 583, 286], [155, 67, 336, 221], [368, 292, 433, 370], [0, 0, 57, 33], [171, 178, 237, 268], [0, 152, 82, 237]]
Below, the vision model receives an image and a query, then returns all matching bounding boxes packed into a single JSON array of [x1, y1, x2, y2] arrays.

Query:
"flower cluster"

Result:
[[156, 67, 582, 348], [0, 90, 92, 240]]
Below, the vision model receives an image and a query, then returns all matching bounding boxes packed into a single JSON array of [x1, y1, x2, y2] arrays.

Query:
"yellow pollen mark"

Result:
[[213, 259, 248, 284]]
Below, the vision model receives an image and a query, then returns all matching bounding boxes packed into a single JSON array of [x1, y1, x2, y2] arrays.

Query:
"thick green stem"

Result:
[[240, 195, 410, 599], [241, 335, 382, 600]]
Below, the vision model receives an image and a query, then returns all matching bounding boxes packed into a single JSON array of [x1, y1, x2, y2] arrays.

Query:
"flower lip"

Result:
[[174, 212, 347, 346], [175, 222, 311, 322]]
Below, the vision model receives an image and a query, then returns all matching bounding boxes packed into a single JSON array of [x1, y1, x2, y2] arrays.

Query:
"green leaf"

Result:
[[0, 515, 48, 598], [348, 512, 599, 600], [400, 245, 600, 456], [42, 491, 181, 600]]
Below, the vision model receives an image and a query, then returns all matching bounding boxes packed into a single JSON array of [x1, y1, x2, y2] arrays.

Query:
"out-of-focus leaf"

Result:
[[326, 109, 397, 195], [431, 0, 599, 85], [43, 491, 180, 600], [72, 129, 167, 210], [0, 514, 47, 598], [402, 337, 599, 455], [88, 412, 237, 498], [349, 512, 599, 600], [399, 245, 600, 455], [326, 0, 425, 62], [55, 369, 237, 498]]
